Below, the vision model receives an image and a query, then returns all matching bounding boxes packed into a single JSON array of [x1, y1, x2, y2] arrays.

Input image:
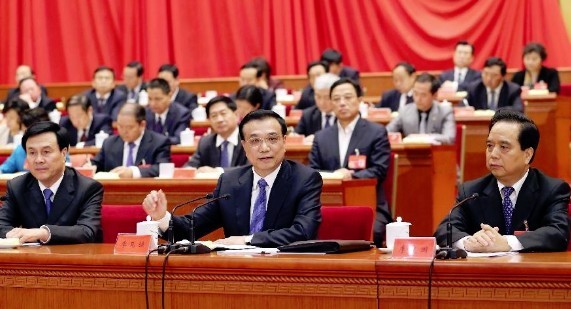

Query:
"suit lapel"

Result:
[[27, 177, 47, 226], [135, 132, 151, 164], [479, 177, 505, 231], [231, 142, 244, 166], [344, 118, 365, 167], [511, 170, 539, 231], [325, 127, 341, 169], [48, 168, 75, 224], [235, 169, 253, 235], [264, 161, 291, 229], [426, 104, 439, 133], [209, 136, 221, 167], [311, 108, 322, 132], [498, 81, 508, 108]]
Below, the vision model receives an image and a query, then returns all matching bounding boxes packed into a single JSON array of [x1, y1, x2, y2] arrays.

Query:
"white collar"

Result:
[[497, 169, 529, 198], [252, 163, 282, 190], [337, 115, 359, 134], [38, 172, 65, 197], [216, 127, 239, 147]]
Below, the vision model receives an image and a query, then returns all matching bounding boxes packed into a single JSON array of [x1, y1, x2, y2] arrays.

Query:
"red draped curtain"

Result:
[[0, 0, 569, 84]]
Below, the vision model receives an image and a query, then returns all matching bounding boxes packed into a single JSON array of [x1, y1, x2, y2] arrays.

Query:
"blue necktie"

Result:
[[43, 188, 53, 215], [250, 179, 268, 234], [324, 114, 332, 129], [502, 187, 515, 234], [220, 140, 230, 168], [155, 117, 164, 134], [126, 142, 136, 166]]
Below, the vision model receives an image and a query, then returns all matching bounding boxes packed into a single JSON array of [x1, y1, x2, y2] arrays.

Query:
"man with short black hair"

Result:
[[295, 73, 339, 137], [18, 77, 56, 112], [439, 41, 481, 88], [60, 95, 113, 146], [4, 65, 48, 102], [0, 121, 103, 244], [435, 109, 570, 252], [85, 66, 128, 121], [157, 64, 198, 113], [320, 48, 360, 82], [117, 61, 147, 102], [295, 61, 328, 110], [185, 96, 248, 171], [238, 62, 276, 110], [143, 110, 323, 247], [377, 62, 417, 112]]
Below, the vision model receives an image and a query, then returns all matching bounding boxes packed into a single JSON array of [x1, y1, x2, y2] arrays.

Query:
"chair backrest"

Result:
[[382, 152, 399, 216], [317, 206, 374, 241], [171, 154, 189, 167], [456, 124, 467, 184], [101, 204, 148, 243]]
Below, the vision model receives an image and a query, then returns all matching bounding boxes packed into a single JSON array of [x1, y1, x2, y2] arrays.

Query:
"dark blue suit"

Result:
[[174, 88, 198, 113], [145, 102, 191, 145], [85, 88, 128, 121], [295, 105, 332, 136], [339, 66, 360, 82], [185, 133, 248, 169], [376, 89, 413, 112], [171, 160, 323, 247], [0, 167, 103, 243], [60, 114, 113, 146], [91, 130, 171, 177], [465, 80, 523, 112], [309, 117, 392, 247], [434, 169, 570, 252], [295, 85, 315, 110], [4, 85, 48, 102], [439, 68, 481, 90]]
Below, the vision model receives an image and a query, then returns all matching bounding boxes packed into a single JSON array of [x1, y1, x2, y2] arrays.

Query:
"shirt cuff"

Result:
[[215, 167, 225, 173], [40, 225, 52, 244], [147, 212, 171, 233], [453, 236, 469, 250], [505, 235, 523, 251], [130, 166, 142, 179], [244, 234, 254, 245]]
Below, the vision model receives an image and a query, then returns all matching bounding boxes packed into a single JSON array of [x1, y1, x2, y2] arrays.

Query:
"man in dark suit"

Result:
[[143, 110, 323, 247], [60, 95, 112, 147], [239, 62, 276, 111], [18, 77, 56, 112], [85, 66, 128, 121], [185, 96, 248, 171], [309, 78, 392, 248], [158, 64, 198, 113], [465, 57, 523, 112], [145, 78, 191, 145], [376, 62, 416, 112], [439, 41, 481, 89], [116, 61, 147, 103], [0, 121, 103, 244], [4, 65, 48, 102], [435, 110, 570, 252], [90, 103, 171, 178], [295, 61, 328, 110], [320, 48, 360, 82], [295, 73, 339, 137]]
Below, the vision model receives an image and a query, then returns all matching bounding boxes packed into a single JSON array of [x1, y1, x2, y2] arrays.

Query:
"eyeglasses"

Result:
[[331, 94, 357, 104], [246, 135, 283, 148]]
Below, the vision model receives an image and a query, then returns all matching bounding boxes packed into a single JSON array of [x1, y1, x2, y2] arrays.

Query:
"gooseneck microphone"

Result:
[[436, 193, 479, 260], [159, 193, 213, 254], [177, 193, 232, 254]]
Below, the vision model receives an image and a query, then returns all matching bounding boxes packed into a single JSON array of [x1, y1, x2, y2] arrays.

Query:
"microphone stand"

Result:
[[436, 193, 479, 260], [177, 194, 231, 254], [159, 193, 213, 254]]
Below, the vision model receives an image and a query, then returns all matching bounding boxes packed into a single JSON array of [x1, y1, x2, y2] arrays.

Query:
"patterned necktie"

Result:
[[80, 130, 88, 142], [489, 90, 497, 110], [502, 187, 515, 234], [250, 179, 268, 234], [155, 117, 164, 134], [324, 114, 332, 129], [419, 112, 428, 134], [219, 140, 230, 168], [43, 188, 53, 215], [126, 142, 136, 166]]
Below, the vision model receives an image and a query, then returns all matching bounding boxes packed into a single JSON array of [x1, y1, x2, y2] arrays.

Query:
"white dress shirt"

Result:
[[122, 131, 145, 179], [337, 116, 360, 167]]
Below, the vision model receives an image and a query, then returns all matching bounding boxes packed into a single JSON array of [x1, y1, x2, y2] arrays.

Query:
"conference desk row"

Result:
[[0, 244, 570, 308]]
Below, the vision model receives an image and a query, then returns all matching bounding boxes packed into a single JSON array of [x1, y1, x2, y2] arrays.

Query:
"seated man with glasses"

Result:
[[142, 110, 323, 247], [309, 78, 392, 248]]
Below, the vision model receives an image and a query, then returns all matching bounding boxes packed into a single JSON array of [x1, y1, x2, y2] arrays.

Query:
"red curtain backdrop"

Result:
[[1, 0, 570, 84]]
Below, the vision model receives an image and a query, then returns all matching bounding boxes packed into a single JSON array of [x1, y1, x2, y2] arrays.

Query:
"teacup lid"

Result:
[[387, 216, 411, 226]]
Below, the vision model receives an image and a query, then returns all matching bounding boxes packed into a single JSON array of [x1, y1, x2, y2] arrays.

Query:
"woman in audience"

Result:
[[235, 85, 263, 120], [0, 99, 29, 145], [511, 42, 560, 94]]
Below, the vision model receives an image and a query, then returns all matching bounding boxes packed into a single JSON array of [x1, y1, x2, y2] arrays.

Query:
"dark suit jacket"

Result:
[[260, 88, 277, 111], [434, 169, 570, 252], [185, 133, 248, 169], [36, 95, 57, 112], [60, 114, 113, 146], [465, 80, 523, 112], [85, 88, 127, 121], [295, 105, 331, 136], [511, 66, 560, 94], [295, 85, 315, 110], [4, 85, 48, 102], [339, 66, 360, 82], [145, 102, 191, 145], [116, 82, 148, 101], [439, 68, 481, 89], [309, 117, 392, 247], [0, 167, 103, 244], [91, 130, 171, 177], [376, 89, 413, 112], [174, 88, 198, 113], [171, 160, 323, 247]]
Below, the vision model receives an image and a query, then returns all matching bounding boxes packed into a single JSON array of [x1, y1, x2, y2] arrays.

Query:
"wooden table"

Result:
[[0, 244, 570, 309]]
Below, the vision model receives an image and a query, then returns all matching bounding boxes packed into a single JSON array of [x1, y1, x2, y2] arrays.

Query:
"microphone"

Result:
[[436, 193, 479, 260], [159, 193, 213, 254], [177, 193, 231, 255]]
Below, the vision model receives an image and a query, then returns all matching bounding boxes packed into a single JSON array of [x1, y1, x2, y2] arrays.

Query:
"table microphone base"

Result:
[[436, 247, 467, 260], [176, 243, 212, 254]]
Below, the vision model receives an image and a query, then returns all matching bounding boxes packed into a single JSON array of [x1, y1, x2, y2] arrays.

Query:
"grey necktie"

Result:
[[419, 112, 428, 134], [490, 90, 497, 110]]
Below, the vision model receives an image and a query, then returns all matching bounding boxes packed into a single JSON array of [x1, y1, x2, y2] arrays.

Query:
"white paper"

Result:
[[467, 251, 518, 258]]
